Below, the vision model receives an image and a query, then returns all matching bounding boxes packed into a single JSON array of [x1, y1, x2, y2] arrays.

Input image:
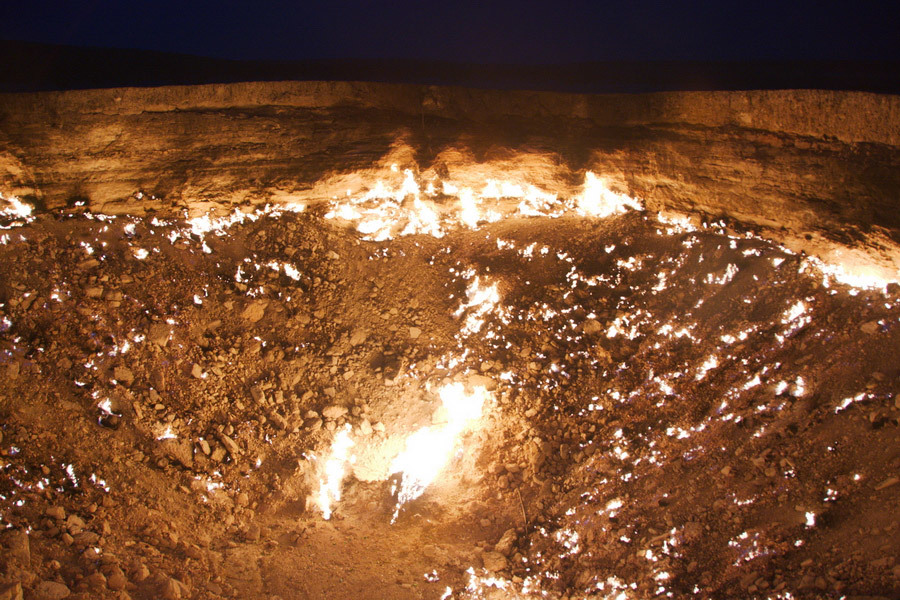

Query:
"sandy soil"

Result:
[[0, 200, 898, 600]]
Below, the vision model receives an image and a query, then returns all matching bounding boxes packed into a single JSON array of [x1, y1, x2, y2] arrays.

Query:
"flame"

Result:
[[322, 169, 643, 239], [577, 172, 643, 218], [389, 382, 489, 521], [317, 424, 355, 520], [454, 276, 501, 335]]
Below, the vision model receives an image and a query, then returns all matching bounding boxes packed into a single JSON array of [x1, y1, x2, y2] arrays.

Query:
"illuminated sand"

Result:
[[1, 171, 899, 599]]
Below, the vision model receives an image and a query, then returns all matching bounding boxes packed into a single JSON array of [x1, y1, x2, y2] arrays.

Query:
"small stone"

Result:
[[148, 323, 170, 347], [191, 363, 203, 379], [130, 561, 150, 582], [160, 577, 184, 600], [250, 385, 266, 404], [219, 434, 240, 457], [409, 327, 422, 339], [242, 300, 268, 323], [210, 444, 227, 462], [244, 523, 261, 542], [33, 581, 70, 600], [482, 551, 508, 572], [875, 476, 899, 490], [494, 529, 517, 556], [113, 366, 134, 386], [269, 412, 288, 430], [349, 329, 368, 346], [322, 405, 348, 420], [82, 572, 106, 590], [860, 320, 880, 334], [198, 439, 211, 455], [467, 373, 497, 391], [105, 566, 127, 591], [582, 318, 604, 334], [84, 286, 104, 299], [160, 439, 193, 468], [46, 506, 66, 520], [359, 419, 373, 435]]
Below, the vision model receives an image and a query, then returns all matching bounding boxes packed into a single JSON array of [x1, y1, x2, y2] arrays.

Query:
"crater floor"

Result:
[[0, 200, 898, 600]]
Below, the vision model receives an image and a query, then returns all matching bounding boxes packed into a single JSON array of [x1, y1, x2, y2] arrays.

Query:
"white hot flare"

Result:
[[318, 424, 355, 520], [389, 382, 489, 520]]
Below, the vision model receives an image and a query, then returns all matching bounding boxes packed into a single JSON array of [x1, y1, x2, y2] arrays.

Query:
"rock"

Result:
[[244, 523, 261, 542], [198, 439, 211, 455], [0, 583, 22, 600], [359, 419, 372, 435], [191, 363, 203, 379], [65, 514, 85, 532], [349, 328, 368, 346], [1, 529, 30, 564], [467, 373, 497, 391], [72, 531, 100, 547], [269, 412, 288, 430], [409, 326, 422, 339], [211, 444, 227, 462], [148, 323, 170, 347], [322, 405, 348, 420], [219, 434, 240, 457], [105, 566, 127, 591], [242, 300, 268, 323], [494, 529, 518, 556], [160, 439, 194, 468], [33, 581, 70, 600], [582, 318, 604, 334], [250, 385, 266, 404], [482, 551, 508, 572], [113, 366, 134, 386], [81, 571, 107, 590], [159, 577, 186, 600], [45, 506, 66, 520], [875, 476, 899, 490], [860, 320, 880, 334], [84, 286, 103, 299], [130, 561, 150, 582]]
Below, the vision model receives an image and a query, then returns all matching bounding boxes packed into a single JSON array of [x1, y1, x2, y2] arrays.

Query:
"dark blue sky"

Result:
[[2, 0, 899, 63]]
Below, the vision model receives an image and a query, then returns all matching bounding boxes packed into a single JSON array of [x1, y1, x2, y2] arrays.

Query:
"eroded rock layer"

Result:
[[1, 82, 899, 277]]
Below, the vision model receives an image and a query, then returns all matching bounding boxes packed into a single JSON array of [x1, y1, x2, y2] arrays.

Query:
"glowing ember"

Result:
[[389, 382, 489, 520]]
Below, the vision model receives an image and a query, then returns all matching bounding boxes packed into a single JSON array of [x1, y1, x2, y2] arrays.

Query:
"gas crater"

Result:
[[0, 82, 899, 600]]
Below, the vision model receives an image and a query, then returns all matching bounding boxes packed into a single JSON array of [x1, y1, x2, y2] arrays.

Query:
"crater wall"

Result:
[[1, 81, 898, 276]]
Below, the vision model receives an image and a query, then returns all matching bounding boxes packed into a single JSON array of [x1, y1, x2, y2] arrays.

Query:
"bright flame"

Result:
[[1, 195, 34, 219], [389, 383, 488, 520], [576, 172, 643, 218], [318, 424, 355, 520], [455, 277, 501, 335]]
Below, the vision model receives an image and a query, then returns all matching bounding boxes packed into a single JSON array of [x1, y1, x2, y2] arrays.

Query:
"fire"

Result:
[[576, 172, 643, 218], [389, 382, 489, 521], [317, 424, 355, 520], [323, 169, 644, 240], [454, 276, 501, 335]]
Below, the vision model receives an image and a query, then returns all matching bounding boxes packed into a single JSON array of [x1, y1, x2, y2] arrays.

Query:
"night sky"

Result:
[[2, 0, 899, 64]]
